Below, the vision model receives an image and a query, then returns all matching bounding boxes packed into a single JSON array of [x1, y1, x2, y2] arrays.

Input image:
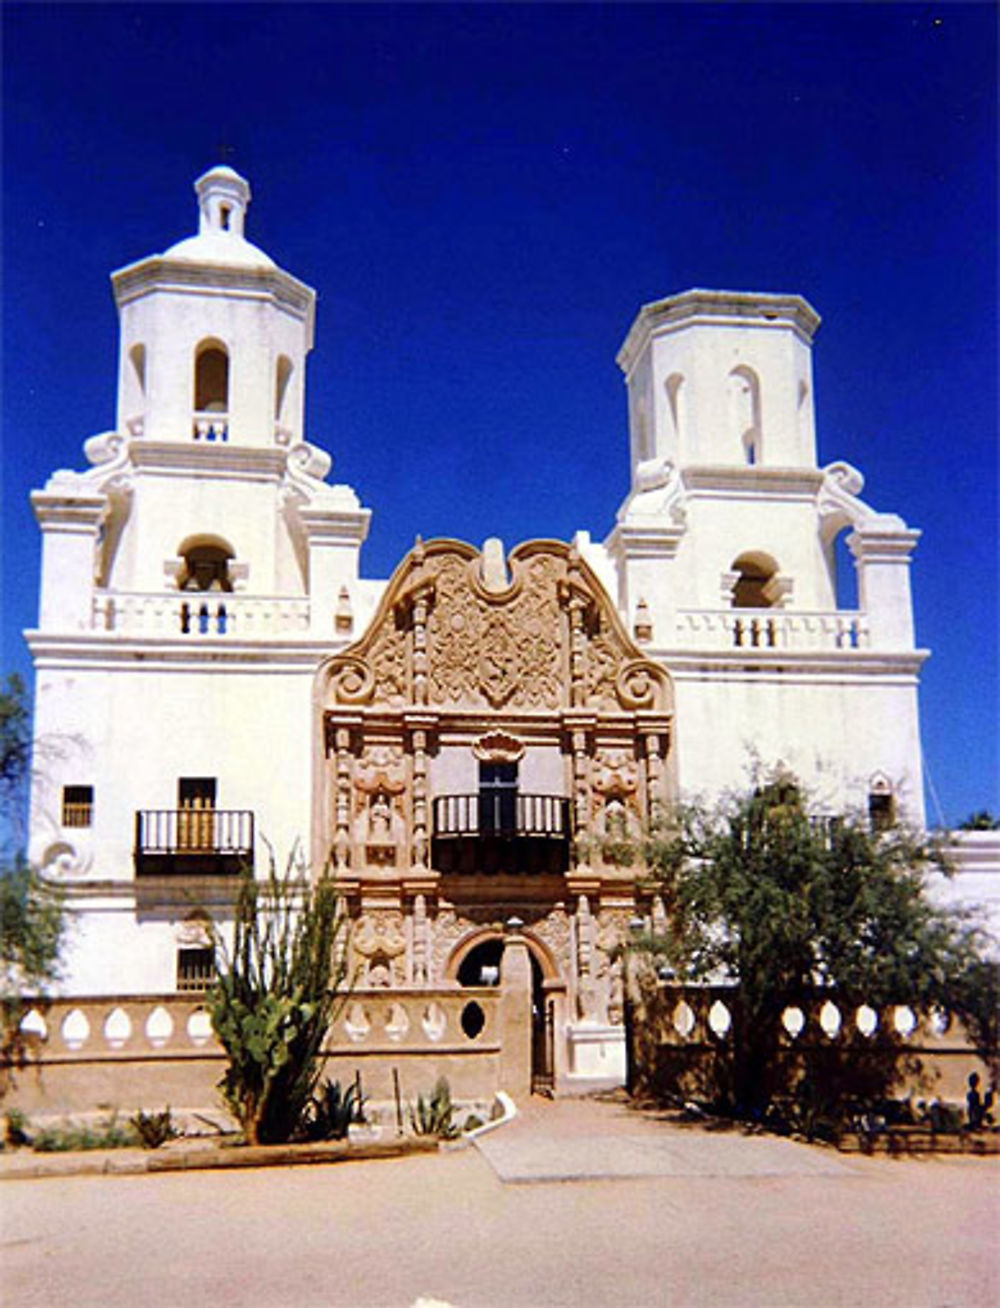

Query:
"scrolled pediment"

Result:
[[319, 538, 673, 717]]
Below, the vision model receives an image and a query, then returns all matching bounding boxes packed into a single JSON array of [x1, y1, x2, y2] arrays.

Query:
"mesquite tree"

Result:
[[0, 676, 66, 1099], [640, 769, 997, 1117]]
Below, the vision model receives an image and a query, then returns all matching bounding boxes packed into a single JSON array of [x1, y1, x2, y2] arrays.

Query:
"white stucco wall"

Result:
[[667, 665, 925, 824], [30, 659, 317, 882]]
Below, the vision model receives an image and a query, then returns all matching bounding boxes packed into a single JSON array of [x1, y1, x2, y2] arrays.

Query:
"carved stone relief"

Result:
[[353, 744, 407, 865], [429, 902, 571, 986], [427, 553, 564, 709], [530, 903, 572, 979], [323, 539, 672, 720], [594, 908, 632, 1024], [354, 910, 407, 987]]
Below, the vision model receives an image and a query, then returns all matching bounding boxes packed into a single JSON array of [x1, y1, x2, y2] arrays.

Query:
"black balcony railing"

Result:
[[431, 793, 571, 875], [135, 809, 254, 876]]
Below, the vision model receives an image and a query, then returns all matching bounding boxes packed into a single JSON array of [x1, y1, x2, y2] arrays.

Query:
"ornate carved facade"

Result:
[[316, 537, 674, 1025]]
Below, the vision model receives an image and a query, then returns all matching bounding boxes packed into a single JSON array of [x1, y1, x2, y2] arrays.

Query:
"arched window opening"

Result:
[[728, 366, 762, 465], [833, 529, 858, 610], [275, 355, 294, 422], [219, 205, 232, 232], [129, 344, 146, 397], [635, 394, 651, 461], [730, 552, 779, 609], [194, 342, 229, 413], [177, 536, 235, 593], [665, 372, 685, 447]]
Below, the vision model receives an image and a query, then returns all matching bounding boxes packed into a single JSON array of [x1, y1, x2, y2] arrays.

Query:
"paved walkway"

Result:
[[3, 1095, 998, 1307], [475, 1095, 849, 1182]]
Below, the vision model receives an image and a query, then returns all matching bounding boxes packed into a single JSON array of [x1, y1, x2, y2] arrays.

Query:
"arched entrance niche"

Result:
[[447, 927, 561, 1092], [445, 926, 561, 987]]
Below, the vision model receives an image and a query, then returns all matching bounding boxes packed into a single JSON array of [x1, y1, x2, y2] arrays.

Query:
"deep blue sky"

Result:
[[3, 4, 996, 824]]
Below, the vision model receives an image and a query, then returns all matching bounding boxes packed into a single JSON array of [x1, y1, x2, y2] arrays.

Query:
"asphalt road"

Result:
[[2, 1099, 998, 1308]]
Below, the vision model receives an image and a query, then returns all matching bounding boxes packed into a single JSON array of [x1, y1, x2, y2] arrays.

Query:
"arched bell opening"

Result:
[[194, 340, 229, 413], [730, 551, 780, 609], [176, 534, 236, 593]]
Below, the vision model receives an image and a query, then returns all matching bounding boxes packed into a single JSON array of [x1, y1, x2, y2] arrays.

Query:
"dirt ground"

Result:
[[2, 1097, 997, 1307]]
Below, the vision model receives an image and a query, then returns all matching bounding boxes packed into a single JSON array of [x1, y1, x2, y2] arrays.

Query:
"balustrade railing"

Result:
[[92, 591, 310, 637], [433, 793, 570, 839], [14, 989, 501, 1059], [192, 411, 228, 442], [135, 808, 254, 876], [432, 794, 571, 875], [674, 608, 869, 652]]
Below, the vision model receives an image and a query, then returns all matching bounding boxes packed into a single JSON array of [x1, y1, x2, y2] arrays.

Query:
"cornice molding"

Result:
[[617, 288, 821, 376], [23, 630, 347, 671], [682, 465, 824, 498], [129, 441, 288, 480], [112, 256, 315, 329], [651, 646, 929, 680]]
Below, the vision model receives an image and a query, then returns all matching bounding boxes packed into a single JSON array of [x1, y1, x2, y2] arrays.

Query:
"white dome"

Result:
[[163, 230, 276, 270]]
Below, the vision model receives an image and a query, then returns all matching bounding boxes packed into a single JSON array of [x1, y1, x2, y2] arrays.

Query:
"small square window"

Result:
[[176, 947, 215, 993], [62, 785, 94, 828]]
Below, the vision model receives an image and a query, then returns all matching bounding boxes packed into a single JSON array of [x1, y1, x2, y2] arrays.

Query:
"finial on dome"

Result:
[[195, 165, 251, 239]]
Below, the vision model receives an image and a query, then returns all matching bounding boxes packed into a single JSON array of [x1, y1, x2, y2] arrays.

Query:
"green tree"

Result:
[[0, 674, 31, 852], [1, 856, 65, 997], [0, 676, 66, 1097], [958, 810, 1000, 831], [208, 851, 351, 1145], [639, 769, 997, 1118]]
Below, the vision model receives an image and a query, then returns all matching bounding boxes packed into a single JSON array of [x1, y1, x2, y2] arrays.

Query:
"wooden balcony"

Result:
[[134, 809, 254, 877], [431, 794, 571, 876]]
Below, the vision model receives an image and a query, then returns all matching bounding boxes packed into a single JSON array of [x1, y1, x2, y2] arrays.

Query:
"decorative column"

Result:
[[412, 892, 428, 985], [333, 723, 354, 872], [563, 713, 594, 871], [566, 592, 588, 709], [575, 893, 596, 1020], [410, 585, 432, 707], [328, 722, 358, 873], [404, 714, 437, 873], [638, 715, 670, 826], [412, 729, 428, 869]]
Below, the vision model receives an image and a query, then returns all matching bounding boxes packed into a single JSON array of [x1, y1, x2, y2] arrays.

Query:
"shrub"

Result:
[[301, 1079, 362, 1141], [409, 1077, 458, 1139], [33, 1112, 137, 1153], [4, 1107, 30, 1147], [130, 1107, 177, 1149]]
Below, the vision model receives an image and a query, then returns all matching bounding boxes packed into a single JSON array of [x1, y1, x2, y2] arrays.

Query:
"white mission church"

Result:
[[24, 167, 996, 1092]]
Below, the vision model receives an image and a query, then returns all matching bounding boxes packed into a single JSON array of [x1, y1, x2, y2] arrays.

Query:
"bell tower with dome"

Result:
[[26, 168, 376, 993], [33, 163, 370, 618], [112, 165, 313, 451]]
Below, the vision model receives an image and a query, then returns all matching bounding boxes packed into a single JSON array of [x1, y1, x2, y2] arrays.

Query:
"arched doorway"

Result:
[[455, 935, 555, 1093]]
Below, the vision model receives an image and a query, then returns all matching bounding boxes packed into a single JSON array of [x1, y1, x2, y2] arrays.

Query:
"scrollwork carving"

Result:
[[323, 539, 673, 719]]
